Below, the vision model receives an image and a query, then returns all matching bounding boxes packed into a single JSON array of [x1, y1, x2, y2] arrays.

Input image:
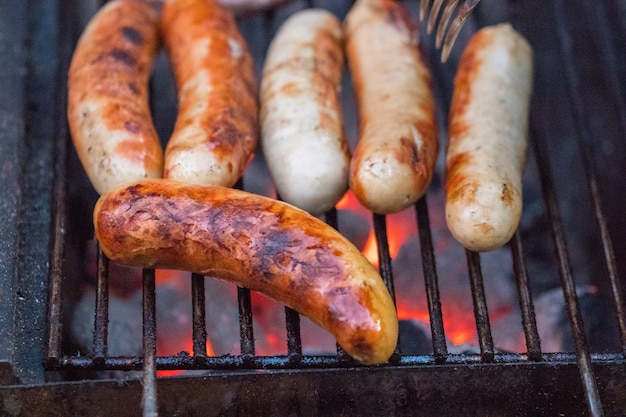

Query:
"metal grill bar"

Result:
[[45, 0, 74, 366], [531, 120, 604, 416], [509, 232, 542, 360], [373, 214, 397, 304], [284, 306, 302, 358], [414, 196, 448, 361], [373, 213, 402, 359], [142, 269, 158, 417], [49, 351, 625, 371], [237, 287, 256, 356], [552, 0, 626, 357], [93, 249, 109, 359], [465, 250, 495, 362], [46, 195, 65, 363], [191, 273, 208, 357]]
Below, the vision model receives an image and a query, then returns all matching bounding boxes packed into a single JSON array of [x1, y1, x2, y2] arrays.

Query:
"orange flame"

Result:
[[362, 230, 379, 267], [396, 303, 474, 346], [336, 191, 362, 212], [339, 191, 477, 347]]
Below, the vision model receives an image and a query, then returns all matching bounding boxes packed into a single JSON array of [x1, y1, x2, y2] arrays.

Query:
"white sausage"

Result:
[[260, 9, 349, 215], [445, 24, 533, 252]]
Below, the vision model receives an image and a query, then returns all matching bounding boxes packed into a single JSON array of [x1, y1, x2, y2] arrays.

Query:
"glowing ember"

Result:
[[396, 304, 475, 346], [157, 338, 215, 378]]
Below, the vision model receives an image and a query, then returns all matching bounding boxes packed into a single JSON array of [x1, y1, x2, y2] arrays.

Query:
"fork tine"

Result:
[[440, 0, 481, 62], [420, 0, 432, 20], [427, 0, 446, 34], [435, 0, 460, 48]]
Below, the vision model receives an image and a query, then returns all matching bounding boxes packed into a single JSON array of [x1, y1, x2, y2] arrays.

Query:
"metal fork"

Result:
[[420, 0, 482, 62]]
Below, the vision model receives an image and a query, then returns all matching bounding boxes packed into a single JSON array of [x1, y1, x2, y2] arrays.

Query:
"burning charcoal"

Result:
[[398, 319, 433, 355], [336, 208, 371, 250], [494, 285, 620, 353], [203, 278, 245, 355], [534, 286, 620, 353], [70, 287, 143, 357], [154, 284, 195, 356], [392, 189, 517, 349], [83, 240, 143, 297]]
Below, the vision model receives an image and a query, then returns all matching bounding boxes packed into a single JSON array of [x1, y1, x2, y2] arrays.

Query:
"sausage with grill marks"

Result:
[[94, 179, 398, 365], [67, 0, 163, 195], [445, 24, 533, 252], [345, 0, 439, 214], [161, 0, 259, 187]]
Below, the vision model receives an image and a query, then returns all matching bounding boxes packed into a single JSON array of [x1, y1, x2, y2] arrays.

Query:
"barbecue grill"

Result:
[[1, 0, 626, 415]]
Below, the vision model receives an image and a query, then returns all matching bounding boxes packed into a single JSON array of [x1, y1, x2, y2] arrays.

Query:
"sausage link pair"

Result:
[[445, 24, 533, 252], [260, 9, 350, 215], [68, 0, 258, 194], [67, 0, 163, 195], [94, 179, 399, 365], [345, 0, 439, 214]]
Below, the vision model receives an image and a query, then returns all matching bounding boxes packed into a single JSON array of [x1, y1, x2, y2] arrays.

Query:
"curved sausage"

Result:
[[345, 0, 439, 214], [67, 0, 163, 195], [260, 9, 350, 215], [94, 179, 398, 365], [445, 24, 533, 252], [161, 0, 259, 187]]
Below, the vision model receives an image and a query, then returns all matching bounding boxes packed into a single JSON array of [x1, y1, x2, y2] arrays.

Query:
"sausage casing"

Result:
[[67, 0, 163, 195], [94, 179, 398, 365], [445, 24, 533, 252], [161, 0, 259, 187], [260, 9, 350, 215], [345, 0, 439, 214]]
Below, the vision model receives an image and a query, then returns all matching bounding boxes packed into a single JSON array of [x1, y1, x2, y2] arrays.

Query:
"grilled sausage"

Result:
[[445, 24, 533, 252], [94, 179, 398, 365], [260, 9, 350, 215], [67, 0, 163, 195], [345, 0, 439, 214], [161, 0, 259, 187]]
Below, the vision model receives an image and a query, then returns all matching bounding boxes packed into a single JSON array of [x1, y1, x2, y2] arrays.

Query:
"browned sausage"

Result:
[[345, 0, 439, 214], [161, 0, 259, 187], [445, 24, 533, 252], [67, 0, 163, 195], [94, 179, 398, 365]]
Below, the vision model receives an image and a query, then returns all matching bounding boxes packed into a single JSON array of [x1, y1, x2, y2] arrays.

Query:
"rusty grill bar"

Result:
[[0, 0, 616, 415]]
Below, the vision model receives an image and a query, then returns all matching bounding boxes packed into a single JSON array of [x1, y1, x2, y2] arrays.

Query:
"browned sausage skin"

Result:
[[345, 0, 439, 214], [445, 24, 533, 252], [67, 0, 163, 195], [161, 0, 259, 187], [94, 179, 398, 365]]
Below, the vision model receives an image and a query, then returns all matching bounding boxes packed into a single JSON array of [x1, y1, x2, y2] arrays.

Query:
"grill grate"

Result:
[[39, 0, 626, 416]]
